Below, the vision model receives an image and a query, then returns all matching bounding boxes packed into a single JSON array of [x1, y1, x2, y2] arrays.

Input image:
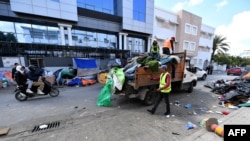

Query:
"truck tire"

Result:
[[144, 90, 156, 106], [187, 82, 194, 93]]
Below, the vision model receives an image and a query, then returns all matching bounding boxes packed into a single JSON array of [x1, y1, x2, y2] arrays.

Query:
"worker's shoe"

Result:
[[37, 89, 44, 95], [164, 112, 170, 116], [26, 88, 34, 94], [147, 109, 155, 114]]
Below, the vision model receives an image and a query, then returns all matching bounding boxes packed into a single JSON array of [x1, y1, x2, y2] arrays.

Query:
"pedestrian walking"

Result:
[[147, 65, 172, 117]]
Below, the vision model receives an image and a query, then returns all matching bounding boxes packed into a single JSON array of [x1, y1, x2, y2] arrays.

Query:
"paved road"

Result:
[[0, 71, 239, 141]]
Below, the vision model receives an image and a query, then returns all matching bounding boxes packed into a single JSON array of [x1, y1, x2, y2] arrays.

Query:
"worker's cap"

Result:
[[171, 37, 175, 41], [160, 65, 168, 70]]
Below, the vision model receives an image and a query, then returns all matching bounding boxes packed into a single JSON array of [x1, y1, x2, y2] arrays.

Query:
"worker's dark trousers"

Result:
[[151, 92, 170, 115], [163, 48, 170, 55]]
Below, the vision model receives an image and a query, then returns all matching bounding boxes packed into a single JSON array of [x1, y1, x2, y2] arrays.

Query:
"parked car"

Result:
[[186, 66, 207, 80], [227, 67, 242, 76], [195, 67, 207, 80]]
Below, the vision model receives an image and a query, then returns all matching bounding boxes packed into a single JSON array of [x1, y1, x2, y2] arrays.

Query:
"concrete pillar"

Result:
[[123, 33, 128, 50], [67, 25, 72, 46], [119, 33, 122, 50], [59, 25, 65, 45], [147, 37, 152, 53]]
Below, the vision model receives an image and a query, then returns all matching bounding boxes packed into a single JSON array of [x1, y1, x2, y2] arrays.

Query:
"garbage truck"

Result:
[[100, 51, 197, 106]]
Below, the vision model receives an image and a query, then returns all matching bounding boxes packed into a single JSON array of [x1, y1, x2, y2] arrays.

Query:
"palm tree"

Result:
[[210, 35, 230, 63]]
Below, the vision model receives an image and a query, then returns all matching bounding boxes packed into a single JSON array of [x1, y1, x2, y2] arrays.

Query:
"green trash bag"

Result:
[[96, 80, 113, 107]]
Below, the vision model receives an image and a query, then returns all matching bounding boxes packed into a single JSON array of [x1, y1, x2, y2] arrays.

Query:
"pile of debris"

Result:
[[204, 73, 250, 108]]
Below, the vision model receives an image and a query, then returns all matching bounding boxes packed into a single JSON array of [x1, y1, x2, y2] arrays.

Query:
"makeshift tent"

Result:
[[0, 71, 15, 85], [54, 68, 76, 85], [74, 58, 99, 77]]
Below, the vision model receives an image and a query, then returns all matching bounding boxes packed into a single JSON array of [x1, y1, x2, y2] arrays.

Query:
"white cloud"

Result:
[[172, 2, 186, 12], [216, 0, 228, 10], [215, 11, 250, 56], [172, 0, 204, 12], [188, 0, 204, 6]]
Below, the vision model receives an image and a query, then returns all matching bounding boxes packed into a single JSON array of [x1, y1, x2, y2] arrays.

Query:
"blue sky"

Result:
[[155, 0, 250, 56]]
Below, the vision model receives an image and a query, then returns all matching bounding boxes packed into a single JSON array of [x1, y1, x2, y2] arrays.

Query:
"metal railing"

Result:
[[0, 41, 129, 59]]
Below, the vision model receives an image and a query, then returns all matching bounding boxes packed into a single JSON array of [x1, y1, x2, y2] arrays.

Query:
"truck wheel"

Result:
[[144, 90, 156, 106], [187, 82, 194, 93]]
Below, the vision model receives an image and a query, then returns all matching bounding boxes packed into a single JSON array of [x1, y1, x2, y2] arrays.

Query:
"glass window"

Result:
[[127, 37, 145, 53], [185, 24, 191, 34], [77, 0, 115, 15], [0, 21, 15, 33], [133, 0, 146, 22], [184, 41, 188, 50], [190, 42, 196, 51], [71, 29, 116, 48], [47, 27, 59, 44], [192, 26, 197, 35]]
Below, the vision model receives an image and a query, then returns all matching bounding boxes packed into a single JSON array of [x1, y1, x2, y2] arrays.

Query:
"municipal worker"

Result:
[[150, 40, 160, 60], [147, 65, 171, 117], [162, 37, 175, 55]]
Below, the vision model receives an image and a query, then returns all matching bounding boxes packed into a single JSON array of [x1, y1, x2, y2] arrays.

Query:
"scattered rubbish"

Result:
[[206, 110, 214, 113], [174, 100, 180, 106], [39, 124, 48, 129], [172, 115, 175, 117], [192, 111, 197, 115], [74, 106, 78, 109], [215, 111, 223, 115], [175, 100, 180, 105], [199, 118, 208, 128], [0, 127, 10, 136], [204, 118, 224, 137], [166, 115, 170, 118], [185, 104, 192, 109], [172, 132, 180, 135], [228, 105, 239, 109], [221, 111, 230, 115], [185, 122, 197, 129]]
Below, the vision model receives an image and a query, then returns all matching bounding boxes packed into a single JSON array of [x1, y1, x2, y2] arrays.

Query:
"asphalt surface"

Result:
[[0, 71, 244, 141]]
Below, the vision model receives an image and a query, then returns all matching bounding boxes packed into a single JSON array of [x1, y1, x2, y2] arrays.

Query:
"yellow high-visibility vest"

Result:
[[159, 72, 171, 93]]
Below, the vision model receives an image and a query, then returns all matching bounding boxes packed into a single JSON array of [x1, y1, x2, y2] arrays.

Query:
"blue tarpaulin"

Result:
[[74, 58, 97, 69], [74, 58, 99, 77]]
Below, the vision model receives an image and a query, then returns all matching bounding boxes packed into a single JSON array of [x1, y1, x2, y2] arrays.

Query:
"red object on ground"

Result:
[[82, 79, 96, 86], [222, 111, 229, 115], [210, 124, 218, 131]]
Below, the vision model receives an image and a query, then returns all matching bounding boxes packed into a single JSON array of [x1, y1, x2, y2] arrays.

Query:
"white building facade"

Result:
[[152, 7, 215, 70]]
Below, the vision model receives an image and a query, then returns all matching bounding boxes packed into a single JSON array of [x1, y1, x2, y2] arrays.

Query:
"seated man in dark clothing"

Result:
[[14, 65, 33, 93], [26, 65, 45, 94], [12, 63, 19, 81]]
